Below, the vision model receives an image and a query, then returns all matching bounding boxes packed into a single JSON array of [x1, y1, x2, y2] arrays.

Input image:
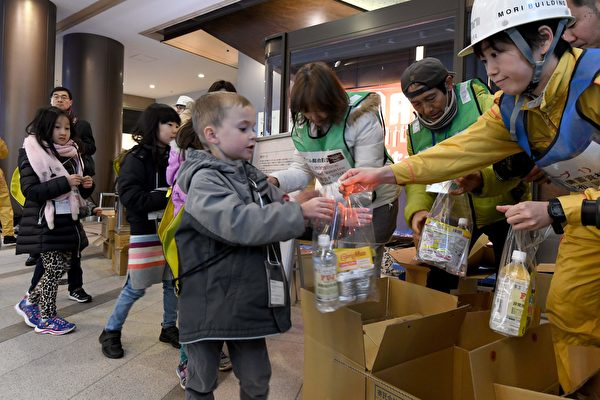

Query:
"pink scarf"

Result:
[[23, 135, 86, 229]]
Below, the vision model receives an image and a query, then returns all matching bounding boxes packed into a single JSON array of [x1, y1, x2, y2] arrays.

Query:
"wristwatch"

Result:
[[547, 198, 566, 234]]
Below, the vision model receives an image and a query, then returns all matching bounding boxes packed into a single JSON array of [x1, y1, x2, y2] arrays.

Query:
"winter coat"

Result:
[[74, 119, 96, 177], [175, 150, 306, 344], [16, 148, 92, 256], [117, 144, 169, 235]]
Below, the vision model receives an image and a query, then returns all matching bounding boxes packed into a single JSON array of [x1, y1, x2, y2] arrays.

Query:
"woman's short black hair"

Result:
[[474, 18, 571, 59]]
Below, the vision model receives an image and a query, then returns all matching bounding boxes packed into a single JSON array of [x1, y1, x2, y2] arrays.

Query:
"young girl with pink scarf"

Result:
[[14, 106, 94, 335]]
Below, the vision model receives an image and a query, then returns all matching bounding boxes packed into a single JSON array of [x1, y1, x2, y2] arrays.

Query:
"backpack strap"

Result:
[[173, 246, 236, 295]]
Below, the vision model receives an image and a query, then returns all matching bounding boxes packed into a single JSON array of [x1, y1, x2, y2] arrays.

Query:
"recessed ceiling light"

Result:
[[198, 73, 205, 78], [149, 84, 155, 89]]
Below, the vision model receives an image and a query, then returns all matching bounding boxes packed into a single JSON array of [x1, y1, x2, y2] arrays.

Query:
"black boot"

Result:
[[159, 325, 180, 349], [99, 329, 124, 359], [25, 254, 39, 266]]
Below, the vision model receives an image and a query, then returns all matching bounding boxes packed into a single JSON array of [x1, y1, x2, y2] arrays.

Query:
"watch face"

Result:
[[549, 200, 566, 222]]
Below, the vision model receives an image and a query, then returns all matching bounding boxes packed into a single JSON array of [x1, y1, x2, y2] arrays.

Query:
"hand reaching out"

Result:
[[267, 176, 279, 187], [450, 172, 482, 195], [497, 201, 552, 230], [410, 210, 429, 244], [300, 197, 335, 221], [338, 203, 372, 227]]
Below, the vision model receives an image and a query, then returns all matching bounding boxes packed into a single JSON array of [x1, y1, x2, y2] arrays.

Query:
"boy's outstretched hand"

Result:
[[339, 204, 372, 227], [299, 197, 336, 221]]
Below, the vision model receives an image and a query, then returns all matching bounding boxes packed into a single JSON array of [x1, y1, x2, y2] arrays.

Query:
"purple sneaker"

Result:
[[176, 361, 187, 389], [34, 315, 76, 335], [14, 297, 41, 328]]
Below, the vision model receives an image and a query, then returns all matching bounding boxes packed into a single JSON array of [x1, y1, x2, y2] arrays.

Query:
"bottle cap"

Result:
[[458, 218, 469, 227], [317, 234, 330, 247], [511, 250, 527, 263]]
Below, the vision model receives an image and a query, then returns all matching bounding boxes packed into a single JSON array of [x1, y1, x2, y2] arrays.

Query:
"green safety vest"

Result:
[[291, 91, 389, 185], [407, 79, 488, 155], [404, 78, 527, 228]]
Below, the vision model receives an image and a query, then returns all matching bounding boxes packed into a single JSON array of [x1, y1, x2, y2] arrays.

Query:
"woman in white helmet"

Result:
[[339, 0, 600, 391]]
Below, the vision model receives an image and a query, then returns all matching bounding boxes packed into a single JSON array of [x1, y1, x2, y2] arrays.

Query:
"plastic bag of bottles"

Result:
[[489, 226, 551, 336], [416, 181, 473, 276], [311, 182, 378, 313]]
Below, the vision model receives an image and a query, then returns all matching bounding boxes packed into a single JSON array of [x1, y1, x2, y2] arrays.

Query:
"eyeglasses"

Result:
[[51, 94, 70, 101]]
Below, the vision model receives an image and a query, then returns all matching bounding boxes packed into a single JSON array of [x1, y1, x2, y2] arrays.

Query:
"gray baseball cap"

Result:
[[401, 58, 453, 98]]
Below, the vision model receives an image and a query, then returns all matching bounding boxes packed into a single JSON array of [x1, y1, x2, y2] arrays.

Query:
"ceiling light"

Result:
[[149, 84, 156, 89], [334, 61, 341, 68], [198, 73, 205, 78]]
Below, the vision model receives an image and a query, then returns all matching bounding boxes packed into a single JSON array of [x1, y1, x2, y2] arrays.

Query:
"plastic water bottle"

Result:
[[490, 250, 532, 336], [312, 234, 339, 313]]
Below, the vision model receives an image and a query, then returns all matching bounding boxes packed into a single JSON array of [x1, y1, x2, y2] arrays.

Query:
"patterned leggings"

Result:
[[28, 251, 71, 319]]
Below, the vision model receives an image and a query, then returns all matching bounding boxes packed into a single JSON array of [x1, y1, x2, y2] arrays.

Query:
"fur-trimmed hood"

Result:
[[347, 92, 381, 126]]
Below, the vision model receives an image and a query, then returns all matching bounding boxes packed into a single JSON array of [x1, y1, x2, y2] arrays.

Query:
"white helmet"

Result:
[[458, 0, 574, 57], [176, 95, 194, 107]]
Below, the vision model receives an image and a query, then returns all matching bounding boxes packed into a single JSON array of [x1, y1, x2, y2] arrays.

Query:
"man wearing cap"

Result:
[[401, 57, 528, 292], [563, 0, 600, 48]]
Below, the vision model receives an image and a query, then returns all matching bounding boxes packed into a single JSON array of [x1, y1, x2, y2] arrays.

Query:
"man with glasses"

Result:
[[25, 86, 95, 303]]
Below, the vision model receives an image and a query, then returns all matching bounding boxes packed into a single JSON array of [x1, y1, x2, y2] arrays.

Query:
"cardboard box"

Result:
[[387, 247, 430, 286], [112, 245, 129, 276], [535, 272, 553, 314], [494, 384, 560, 399], [371, 312, 558, 400], [302, 277, 467, 400], [113, 228, 130, 250], [102, 239, 113, 260], [494, 369, 600, 399], [457, 291, 493, 311], [101, 215, 116, 239]]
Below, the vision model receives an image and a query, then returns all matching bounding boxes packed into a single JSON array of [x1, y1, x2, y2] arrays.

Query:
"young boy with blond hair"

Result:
[[174, 92, 335, 399]]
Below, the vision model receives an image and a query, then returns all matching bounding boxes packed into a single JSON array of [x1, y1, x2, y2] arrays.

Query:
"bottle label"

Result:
[[314, 259, 338, 302], [491, 273, 531, 336], [333, 246, 373, 272], [418, 218, 470, 271]]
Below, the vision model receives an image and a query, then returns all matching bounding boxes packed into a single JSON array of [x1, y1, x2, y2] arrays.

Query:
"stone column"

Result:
[[0, 0, 56, 211], [62, 33, 124, 198]]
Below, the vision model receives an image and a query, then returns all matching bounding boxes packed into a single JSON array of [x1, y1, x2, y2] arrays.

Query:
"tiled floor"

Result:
[[0, 222, 304, 400]]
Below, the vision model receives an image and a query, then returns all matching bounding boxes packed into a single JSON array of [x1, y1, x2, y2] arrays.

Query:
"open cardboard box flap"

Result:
[[368, 311, 558, 400], [365, 306, 467, 372], [302, 278, 467, 373]]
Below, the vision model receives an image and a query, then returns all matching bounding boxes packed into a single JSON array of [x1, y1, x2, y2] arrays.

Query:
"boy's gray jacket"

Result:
[[175, 150, 306, 343]]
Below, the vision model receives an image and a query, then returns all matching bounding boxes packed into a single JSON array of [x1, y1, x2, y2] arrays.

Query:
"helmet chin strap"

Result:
[[504, 19, 568, 140]]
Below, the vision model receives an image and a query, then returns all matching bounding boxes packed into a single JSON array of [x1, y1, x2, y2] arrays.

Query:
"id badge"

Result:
[[54, 199, 71, 214], [265, 256, 286, 308]]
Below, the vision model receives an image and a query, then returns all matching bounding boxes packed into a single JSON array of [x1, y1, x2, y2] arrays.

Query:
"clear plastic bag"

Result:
[[311, 182, 378, 312], [489, 226, 551, 336], [417, 181, 473, 276]]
